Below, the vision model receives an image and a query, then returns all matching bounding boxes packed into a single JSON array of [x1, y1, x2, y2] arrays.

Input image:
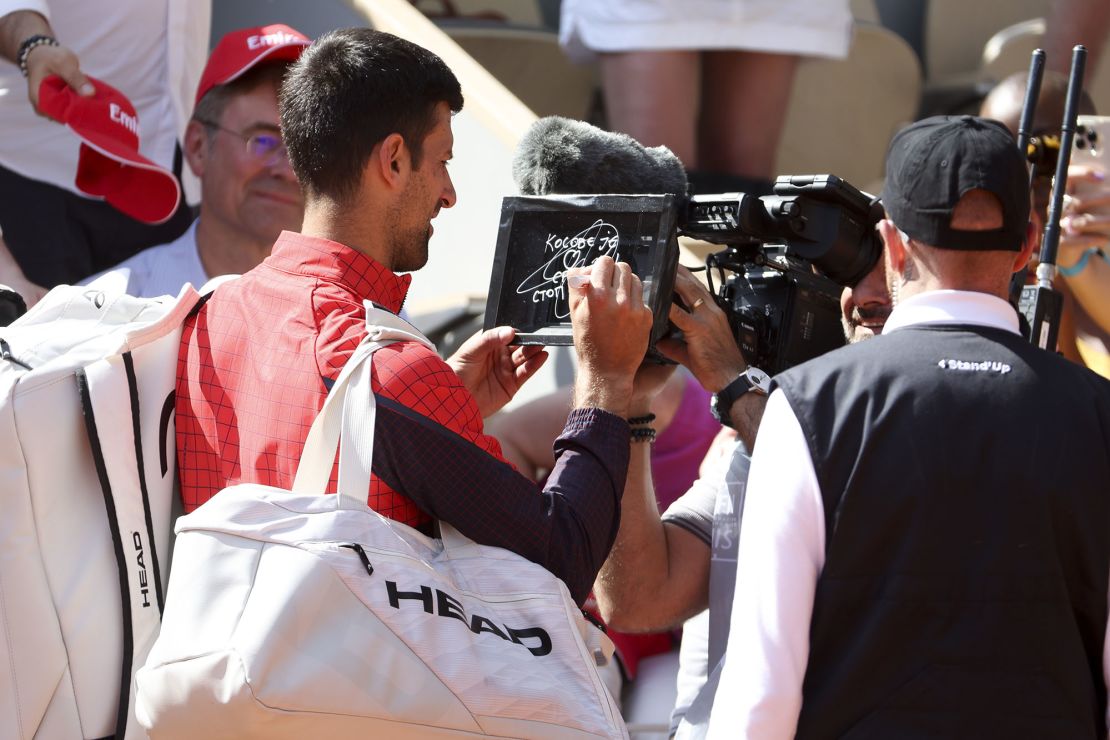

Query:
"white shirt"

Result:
[[706, 290, 1110, 739], [0, 0, 209, 202], [81, 219, 206, 297]]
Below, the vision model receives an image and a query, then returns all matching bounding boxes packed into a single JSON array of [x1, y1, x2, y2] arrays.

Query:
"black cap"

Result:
[[881, 115, 1030, 252]]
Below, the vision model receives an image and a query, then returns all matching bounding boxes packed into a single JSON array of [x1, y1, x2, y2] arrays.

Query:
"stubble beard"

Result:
[[390, 224, 432, 273], [843, 306, 891, 343]]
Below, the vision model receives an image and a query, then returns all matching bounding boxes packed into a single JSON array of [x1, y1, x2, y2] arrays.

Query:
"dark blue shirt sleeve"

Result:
[[371, 399, 630, 604]]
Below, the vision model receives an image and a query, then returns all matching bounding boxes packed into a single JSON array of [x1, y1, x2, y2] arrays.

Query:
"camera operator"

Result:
[[592, 256, 889, 738], [705, 116, 1110, 738]]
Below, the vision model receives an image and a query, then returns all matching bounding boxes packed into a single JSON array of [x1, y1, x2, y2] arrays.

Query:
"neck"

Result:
[[195, 212, 274, 279], [896, 242, 1013, 305], [301, 198, 392, 268]]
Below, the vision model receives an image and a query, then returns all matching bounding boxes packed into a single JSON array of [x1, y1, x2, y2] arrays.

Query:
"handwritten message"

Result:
[[515, 219, 620, 318]]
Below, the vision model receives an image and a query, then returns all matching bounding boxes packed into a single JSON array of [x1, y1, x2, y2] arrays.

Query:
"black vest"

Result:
[[775, 324, 1110, 739]]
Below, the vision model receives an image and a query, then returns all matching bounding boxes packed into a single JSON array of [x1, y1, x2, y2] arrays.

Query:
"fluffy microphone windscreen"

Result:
[[512, 116, 688, 197]]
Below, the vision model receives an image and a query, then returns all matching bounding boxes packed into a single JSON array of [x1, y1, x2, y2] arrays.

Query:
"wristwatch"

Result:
[[710, 367, 771, 428]]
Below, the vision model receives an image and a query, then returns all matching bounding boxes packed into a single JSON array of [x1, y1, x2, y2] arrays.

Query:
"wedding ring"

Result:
[[691, 297, 705, 310]]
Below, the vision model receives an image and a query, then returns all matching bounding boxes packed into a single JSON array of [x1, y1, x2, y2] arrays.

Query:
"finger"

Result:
[[473, 325, 513, 351], [1072, 191, 1110, 212], [58, 62, 94, 97], [1065, 213, 1110, 236], [590, 255, 615, 290], [628, 271, 645, 305], [452, 326, 511, 364], [28, 48, 94, 109], [668, 301, 695, 332], [655, 337, 690, 366], [511, 343, 545, 366], [1067, 165, 1106, 188], [615, 261, 633, 300], [1060, 234, 1109, 252], [671, 268, 712, 309], [566, 265, 592, 291], [514, 349, 549, 383]]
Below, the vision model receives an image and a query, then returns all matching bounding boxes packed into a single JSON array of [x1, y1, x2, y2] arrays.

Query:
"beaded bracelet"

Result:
[[628, 413, 656, 426], [630, 427, 657, 443], [17, 35, 58, 78]]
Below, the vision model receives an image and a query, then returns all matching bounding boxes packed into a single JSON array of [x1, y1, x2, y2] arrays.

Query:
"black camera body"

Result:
[[686, 175, 883, 373], [484, 174, 882, 374]]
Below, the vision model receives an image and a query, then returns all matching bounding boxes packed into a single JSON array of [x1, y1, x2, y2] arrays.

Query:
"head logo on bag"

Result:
[[386, 581, 553, 657]]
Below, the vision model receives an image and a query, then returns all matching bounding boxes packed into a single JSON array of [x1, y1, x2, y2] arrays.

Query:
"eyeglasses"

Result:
[[195, 119, 287, 166]]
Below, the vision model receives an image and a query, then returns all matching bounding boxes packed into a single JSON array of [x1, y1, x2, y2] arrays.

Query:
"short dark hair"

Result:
[[279, 28, 464, 204], [193, 63, 290, 131]]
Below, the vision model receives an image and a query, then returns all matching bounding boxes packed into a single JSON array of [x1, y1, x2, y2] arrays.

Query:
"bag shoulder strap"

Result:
[[292, 302, 433, 503]]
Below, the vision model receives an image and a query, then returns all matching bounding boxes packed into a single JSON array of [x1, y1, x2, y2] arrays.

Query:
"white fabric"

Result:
[[882, 289, 1020, 335], [0, 281, 202, 739], [706, 289, 1110, 738], [0, 0, 209, 203], [664, 440, 748, 738], [137, 305, 628, 740], [81, 219, 206, 298], [559, 0, 853, 64]]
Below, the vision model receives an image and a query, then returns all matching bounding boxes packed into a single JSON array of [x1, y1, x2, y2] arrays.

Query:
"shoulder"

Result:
[[373, 340, 472, 409]]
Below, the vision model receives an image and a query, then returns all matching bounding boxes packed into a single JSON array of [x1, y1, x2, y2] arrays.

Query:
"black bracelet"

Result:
[[630, 427, 657, 443], [17, 34, 58, 78], [628, 413, 656, 426]]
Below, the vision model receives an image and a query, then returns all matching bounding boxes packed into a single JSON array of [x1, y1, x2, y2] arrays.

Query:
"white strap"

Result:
[[437, 520, 478, 555], [292, 302, 435, 509]]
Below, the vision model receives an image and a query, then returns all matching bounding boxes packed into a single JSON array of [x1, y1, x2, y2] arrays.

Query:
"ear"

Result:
[[183, 120, 209, 178], [370, 133, 409, 189], [878, 219, 907, 276], [1012, 219, 1038, 273]]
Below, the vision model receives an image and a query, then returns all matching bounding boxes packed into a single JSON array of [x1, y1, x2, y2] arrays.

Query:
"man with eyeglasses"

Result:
[[83, 25, 309, 298]]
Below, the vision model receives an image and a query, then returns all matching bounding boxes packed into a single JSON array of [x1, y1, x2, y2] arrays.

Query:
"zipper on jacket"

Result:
[[0, 338, 31, 370], [340, 543, 374, 576]]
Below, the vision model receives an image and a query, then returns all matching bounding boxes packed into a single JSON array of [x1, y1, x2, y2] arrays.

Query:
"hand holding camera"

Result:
[[657, 266, 746, 393]]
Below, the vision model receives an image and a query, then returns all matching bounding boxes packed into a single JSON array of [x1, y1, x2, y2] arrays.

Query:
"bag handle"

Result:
[[292, 303, 434, 509]]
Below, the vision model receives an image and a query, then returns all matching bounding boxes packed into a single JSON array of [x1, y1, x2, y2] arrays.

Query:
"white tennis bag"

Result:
[[136, 305, 628, 739], [0, 283, 202, 740]]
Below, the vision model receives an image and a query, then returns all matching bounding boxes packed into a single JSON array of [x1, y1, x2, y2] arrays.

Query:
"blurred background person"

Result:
[[558, 0, 852, 194], [0, 0, 210, 303], [83, 25, 309, 297], [1045, 0, 1110, 79]]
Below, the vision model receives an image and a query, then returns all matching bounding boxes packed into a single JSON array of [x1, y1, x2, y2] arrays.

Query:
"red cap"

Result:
[[38, 75, 181, 225], [195, 24, 311, 106]]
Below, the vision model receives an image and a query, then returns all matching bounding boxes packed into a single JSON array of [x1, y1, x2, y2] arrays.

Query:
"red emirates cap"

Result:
[[38, 75, 181, 224], [195, 24, 311, 106]]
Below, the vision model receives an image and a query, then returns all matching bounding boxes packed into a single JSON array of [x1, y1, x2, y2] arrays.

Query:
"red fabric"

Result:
[[194, 24, 310, 105], [37, 75, 181, 224], [176, 231, 504, 525]]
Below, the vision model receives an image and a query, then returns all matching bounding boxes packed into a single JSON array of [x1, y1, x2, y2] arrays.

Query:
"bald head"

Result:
[[980, 71, 1096, 136]]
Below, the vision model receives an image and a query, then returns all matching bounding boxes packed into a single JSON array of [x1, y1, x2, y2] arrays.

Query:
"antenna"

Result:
[[1008, 49, 1045, 308], [1019, 44, 1087, 351]]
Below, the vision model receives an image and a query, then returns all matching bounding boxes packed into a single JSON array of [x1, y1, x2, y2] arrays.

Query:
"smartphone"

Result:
[[1070, 115, 1110, 216], [1074, 115, 1110, 169]]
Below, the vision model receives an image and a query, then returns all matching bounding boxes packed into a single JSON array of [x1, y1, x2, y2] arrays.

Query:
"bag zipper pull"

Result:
[[340, 543, 374, 575], [0, 338, 31, 370]]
